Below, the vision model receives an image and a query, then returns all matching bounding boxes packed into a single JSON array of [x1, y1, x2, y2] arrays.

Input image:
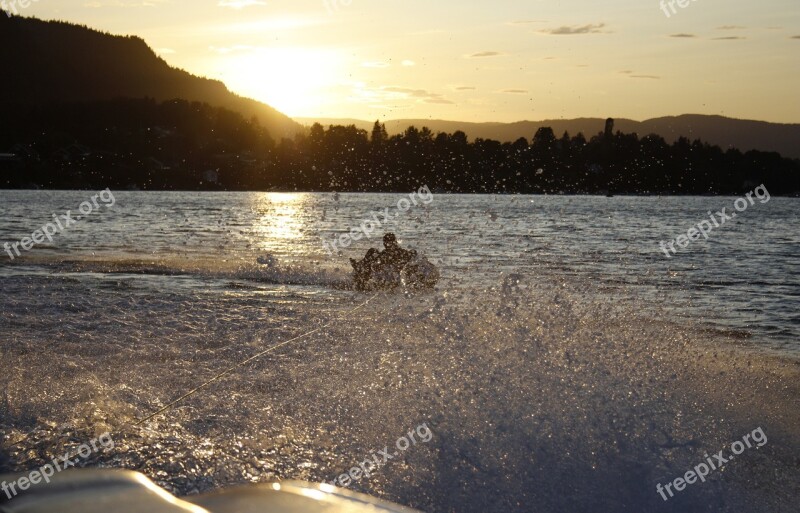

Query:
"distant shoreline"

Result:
[[2, 188, 799, 197]]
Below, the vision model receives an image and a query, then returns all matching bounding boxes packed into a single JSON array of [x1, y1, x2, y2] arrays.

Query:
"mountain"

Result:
[[0, 16, 301, 139], [296, 115, 800, 159]]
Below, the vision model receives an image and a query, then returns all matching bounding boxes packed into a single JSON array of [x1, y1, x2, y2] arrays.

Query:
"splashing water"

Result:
[[1, 191, 799, 512]]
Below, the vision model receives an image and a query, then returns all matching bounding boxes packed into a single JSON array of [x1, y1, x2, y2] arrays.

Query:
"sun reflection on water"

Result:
[[253, 193, 309, 251]]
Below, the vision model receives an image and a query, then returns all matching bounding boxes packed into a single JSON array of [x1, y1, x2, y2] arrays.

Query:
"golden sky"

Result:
[[12, 0, 800, 123]]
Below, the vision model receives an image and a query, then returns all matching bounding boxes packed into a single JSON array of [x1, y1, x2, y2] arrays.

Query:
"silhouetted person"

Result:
[[351, 248, 380, 291], [378, 233, 413, 272]]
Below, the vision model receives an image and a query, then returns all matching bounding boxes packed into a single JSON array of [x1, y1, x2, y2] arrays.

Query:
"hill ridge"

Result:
[[0, 15, 301, 139]]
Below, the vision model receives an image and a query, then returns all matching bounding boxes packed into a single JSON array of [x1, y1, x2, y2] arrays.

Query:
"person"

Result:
[[350, 234, 416, 291], [377, 233, 413, 272], [350, 247, 380, 291]]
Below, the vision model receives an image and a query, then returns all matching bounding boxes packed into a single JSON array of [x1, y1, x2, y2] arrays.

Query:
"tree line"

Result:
[[1, 98, 798, 194]]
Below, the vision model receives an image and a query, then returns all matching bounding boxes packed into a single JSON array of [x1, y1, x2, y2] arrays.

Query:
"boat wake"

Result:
[[1, 274, 798, 512]]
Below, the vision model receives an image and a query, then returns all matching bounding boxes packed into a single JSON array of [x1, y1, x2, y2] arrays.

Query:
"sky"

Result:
[[9, 0, 800, 123]]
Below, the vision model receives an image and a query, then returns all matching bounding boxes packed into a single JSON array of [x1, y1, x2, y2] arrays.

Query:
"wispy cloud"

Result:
[[382, 87, 454, 104], [717, 25, 746, 30], [620, 70, 659, 79], [670, 33, 696, 38], [455, 86, 476, 90], [425, 98, 456, 105], [792, 35, 800, 39], [500, 89, 528, 94], [540, 23, 607, 35], [218, 0, 266, 8], [713, 36, 746, 40], [468, 51, 502, 58]]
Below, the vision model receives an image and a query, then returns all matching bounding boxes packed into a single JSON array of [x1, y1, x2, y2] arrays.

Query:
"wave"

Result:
[[1, 254, 354, 289]]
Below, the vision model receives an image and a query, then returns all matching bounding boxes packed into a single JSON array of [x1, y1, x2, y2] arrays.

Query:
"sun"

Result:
[[216, 47, 341, 117]]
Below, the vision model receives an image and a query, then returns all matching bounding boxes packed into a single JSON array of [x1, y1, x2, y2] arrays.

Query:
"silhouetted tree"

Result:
[[370, 121, 388, 146], [2, 102, 798, 195]]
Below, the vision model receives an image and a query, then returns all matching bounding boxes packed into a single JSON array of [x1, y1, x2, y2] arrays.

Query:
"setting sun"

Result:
[[214, 46, 343, 117]]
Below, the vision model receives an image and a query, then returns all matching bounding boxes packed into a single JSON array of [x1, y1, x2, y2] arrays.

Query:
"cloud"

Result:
[[792, 35, 800, 39], [425, 98, 456, 104], [712, 36, 746, 40], [540, 23, 606, 35], [670, 33, 696, 38], [717, 25, 745, 30], [402, 60, 416, 66], [455, 86, 476, 90], [500, 89, 528, 94], [468, 51, 502, 58], [620, 70, 659, 79], [382, 87, 455, 104], [218, 0, 266, 8]]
